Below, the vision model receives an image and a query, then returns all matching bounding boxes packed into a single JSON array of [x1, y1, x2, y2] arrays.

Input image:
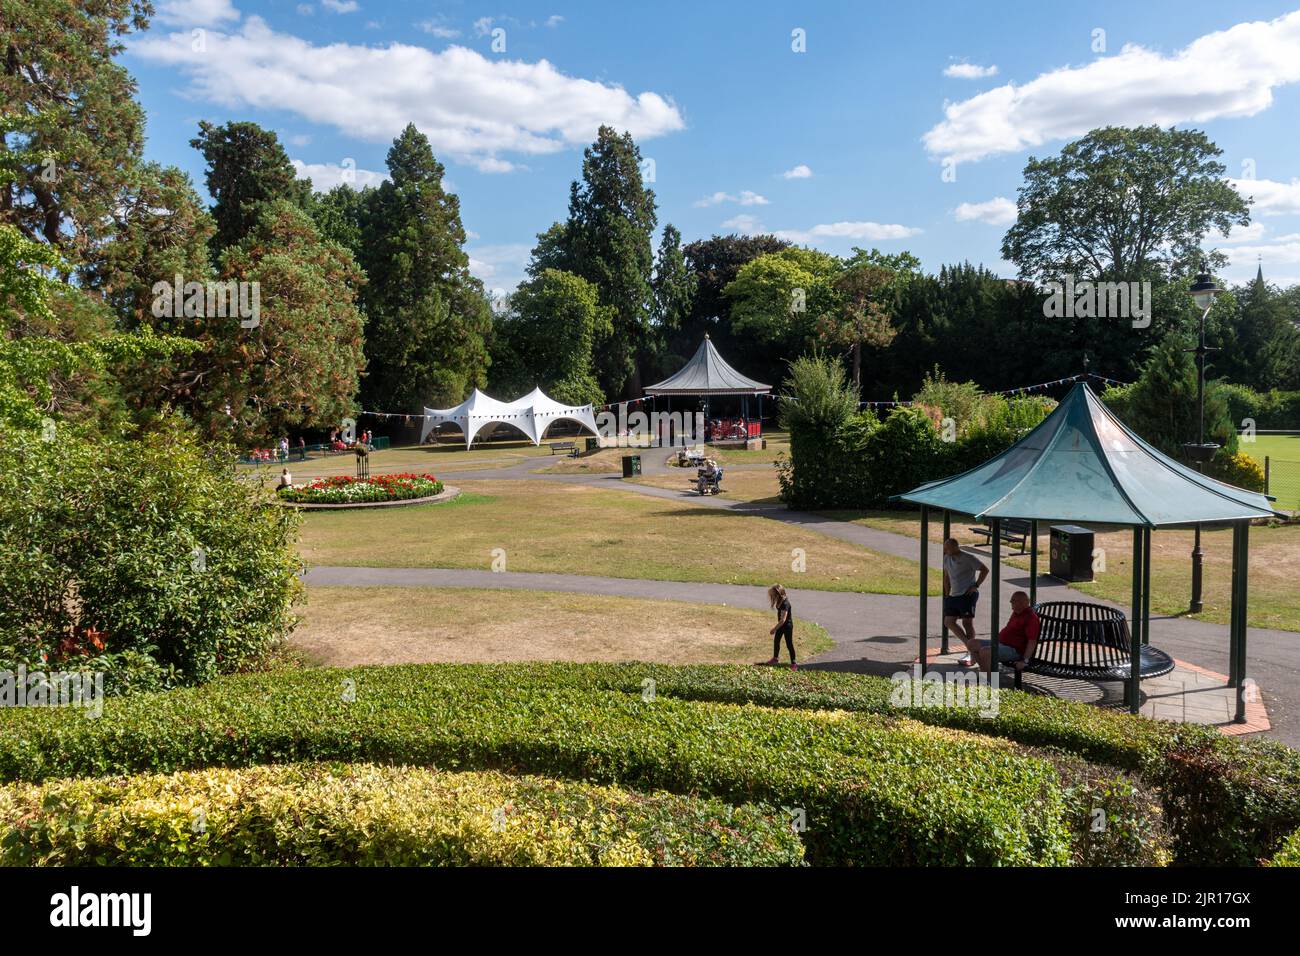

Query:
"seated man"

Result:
[[976, 590, 1040, 674]]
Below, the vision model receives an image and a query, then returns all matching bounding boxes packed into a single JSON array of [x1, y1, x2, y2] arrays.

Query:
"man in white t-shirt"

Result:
[[942, 537, 988, 666]]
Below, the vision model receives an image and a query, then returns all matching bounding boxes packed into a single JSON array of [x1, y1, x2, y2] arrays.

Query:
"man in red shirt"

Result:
[[976, 590, 1040, 673]]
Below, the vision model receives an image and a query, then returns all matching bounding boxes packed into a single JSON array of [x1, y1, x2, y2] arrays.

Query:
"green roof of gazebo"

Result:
[[894, 383, 1278, 526]]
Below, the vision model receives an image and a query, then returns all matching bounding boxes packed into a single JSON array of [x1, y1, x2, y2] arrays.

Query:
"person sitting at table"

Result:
[[976, 590, 1040, 674]]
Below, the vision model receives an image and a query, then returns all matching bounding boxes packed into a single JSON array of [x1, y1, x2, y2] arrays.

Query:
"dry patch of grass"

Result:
[[634, 468, 781, 504], [292, 586, 834, 666], [297, 479, 934, 595], [531, 448, 627, 474]]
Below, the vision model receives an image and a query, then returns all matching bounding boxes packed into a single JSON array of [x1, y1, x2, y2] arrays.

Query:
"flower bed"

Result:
[[277, 473, 442, 505]]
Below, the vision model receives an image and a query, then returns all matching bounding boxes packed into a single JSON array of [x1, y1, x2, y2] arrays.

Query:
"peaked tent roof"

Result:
[[643, 335, 771, 395], [420, 387, 599, 448], [893, 383, 1278, 526]]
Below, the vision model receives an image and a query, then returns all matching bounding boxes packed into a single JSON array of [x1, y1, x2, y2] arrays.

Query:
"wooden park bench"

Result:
[[969, 517, 1032, 553], [1005, 600, 1175, 690], [548, 441, 578, 457]]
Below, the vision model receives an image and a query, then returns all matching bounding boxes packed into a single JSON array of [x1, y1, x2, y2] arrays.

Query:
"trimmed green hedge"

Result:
[[364, 662, 1287, 866], [0, 665, 1077, 866], [1268, 827, 1300, 866], [0, 763, 802, 867]]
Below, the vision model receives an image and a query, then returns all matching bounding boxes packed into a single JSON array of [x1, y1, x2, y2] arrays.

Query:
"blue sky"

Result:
[[125, 0, 1300, 294]]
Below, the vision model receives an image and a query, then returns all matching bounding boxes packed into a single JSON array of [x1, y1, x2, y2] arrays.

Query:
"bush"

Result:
[[0, 419, 302, 688], [0, 664, 1076, 866], [1206, 450, 1266, 492], [393, 662, 1285, 866], [1220, 383, 1300, 430], [1268, 827, 1300, 866], [0, 763, 803, 867]]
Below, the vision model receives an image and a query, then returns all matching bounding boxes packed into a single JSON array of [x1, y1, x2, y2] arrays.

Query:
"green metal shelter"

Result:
[[893, 382, 1279, 720]]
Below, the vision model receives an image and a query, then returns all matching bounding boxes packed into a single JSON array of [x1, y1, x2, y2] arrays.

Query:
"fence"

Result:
[[1265, 455, 1300, 513]]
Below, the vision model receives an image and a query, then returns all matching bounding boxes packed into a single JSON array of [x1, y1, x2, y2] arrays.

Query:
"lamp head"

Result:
[[1189, 268, 1222, 311]]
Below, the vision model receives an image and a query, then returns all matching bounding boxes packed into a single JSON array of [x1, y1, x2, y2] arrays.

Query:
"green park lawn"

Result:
[[1241, 433, 1300, 510], [825, 509, 1300, 632], [297, 479, 936, 595]]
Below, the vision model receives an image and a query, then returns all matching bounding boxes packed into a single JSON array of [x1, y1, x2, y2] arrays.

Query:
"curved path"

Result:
[[309, 446, 1299, 744]]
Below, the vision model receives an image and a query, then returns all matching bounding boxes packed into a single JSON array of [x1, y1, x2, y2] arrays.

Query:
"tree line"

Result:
[[4, 2, 1299, 454]]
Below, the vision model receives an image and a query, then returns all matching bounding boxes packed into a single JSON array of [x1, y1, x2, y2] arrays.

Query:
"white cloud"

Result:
[[287, 133, 312, 147], [474, 16, 496, 36], [953, 196, 1017, 225], [155, 0, 240, 26], [321, 0, 359, 12], [467, 243, 532, 294], [1206, 220, 1268, 244], [693, 190, 769, 208], [1229, 177, 1300, 216], [546, 15, 565, 28], [944, 62, 998, 79], [721, 214, 764, 234], [774, 221, 922, 244], [291, 159, 387, 191], [129, 17, 685, 173], [782, 164, 812, 179], [418, 19, 460, 39], [924, 10, 1300, 163]]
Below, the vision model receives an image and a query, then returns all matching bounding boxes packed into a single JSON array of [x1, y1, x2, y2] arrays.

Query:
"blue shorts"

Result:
[[981, 641, 1023, 663], [942, 591, 979, 619]]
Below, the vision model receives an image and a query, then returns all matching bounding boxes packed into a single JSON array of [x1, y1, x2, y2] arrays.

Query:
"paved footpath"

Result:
[[313, 448, 1299, 744]]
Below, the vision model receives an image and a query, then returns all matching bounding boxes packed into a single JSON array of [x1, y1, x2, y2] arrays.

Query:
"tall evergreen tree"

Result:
[[648, 224, 695, 381], [537, 126, 657, 398], [0, 0, 151, 270], [359, 124, 490, 410], [189, 121, 312, 256]]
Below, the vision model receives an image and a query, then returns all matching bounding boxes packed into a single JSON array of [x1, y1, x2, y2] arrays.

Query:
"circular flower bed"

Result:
[[277, 473, 443, 505]]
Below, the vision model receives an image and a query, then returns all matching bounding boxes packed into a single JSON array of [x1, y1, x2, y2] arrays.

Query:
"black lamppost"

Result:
[[1183, 266, 1223, 613]]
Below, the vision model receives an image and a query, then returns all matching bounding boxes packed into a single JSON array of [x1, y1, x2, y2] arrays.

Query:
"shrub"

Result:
[[0, 763, 803, 867], [0, 665, 1075, 866], [1268, 827, 1300, 866], [406, 662, 1288, 865], [1220, 383, 1300, 430], [1205, 450, 1266, 492], [0, 419, 302, 688]]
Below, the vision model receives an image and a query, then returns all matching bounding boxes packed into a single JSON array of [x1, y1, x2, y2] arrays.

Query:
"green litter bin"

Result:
[[586, 437, 600, 452], [621, 454, 641, 478]]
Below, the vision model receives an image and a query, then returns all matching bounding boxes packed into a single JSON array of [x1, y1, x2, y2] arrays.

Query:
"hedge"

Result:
[[1268, 827, 1300, 866], [0, 665, 1078, 866], [0, 763, 802, 867], [1220, 383, 1300, 431], [362, 662, 1289, 865]]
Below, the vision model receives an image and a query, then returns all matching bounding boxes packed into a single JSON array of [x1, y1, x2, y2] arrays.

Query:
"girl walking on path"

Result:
[[767, 584, 797, 670]]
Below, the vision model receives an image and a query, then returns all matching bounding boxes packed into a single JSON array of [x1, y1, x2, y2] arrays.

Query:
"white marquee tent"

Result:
[[419, 387, 601, 448]]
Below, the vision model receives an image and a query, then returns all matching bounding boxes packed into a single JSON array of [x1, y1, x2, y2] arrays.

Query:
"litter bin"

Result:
[[586, 437, 600, 452], [621, 454, 641, 478], [1049, 525, 1094, 582]]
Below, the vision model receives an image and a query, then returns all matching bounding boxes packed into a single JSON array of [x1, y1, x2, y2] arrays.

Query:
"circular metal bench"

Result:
[[1012, 600, 1174, 688]]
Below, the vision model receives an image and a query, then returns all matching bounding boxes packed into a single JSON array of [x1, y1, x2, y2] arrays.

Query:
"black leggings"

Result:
[[773, 625, 795, 663]]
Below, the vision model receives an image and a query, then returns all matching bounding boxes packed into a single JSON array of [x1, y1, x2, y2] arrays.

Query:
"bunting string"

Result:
[[858, 372, 1129, 409]]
